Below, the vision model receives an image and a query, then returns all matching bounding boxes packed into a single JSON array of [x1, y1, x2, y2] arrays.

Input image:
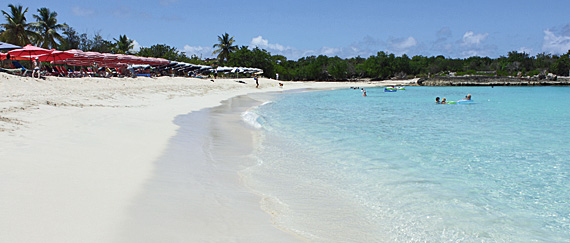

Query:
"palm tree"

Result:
[[113, 35, 134, 54], [31, 7, 67, 49], [212, 32, 237, 63], [0, 4, 37, 46]]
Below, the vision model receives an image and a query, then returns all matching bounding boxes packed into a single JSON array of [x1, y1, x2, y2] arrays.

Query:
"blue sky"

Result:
[[7, 0, 570, 60]]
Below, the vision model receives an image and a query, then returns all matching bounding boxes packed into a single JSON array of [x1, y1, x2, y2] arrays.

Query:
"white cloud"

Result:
[[455, 31, 496, 57], [459, 48, 494, 58], [248, 36, 311, 59], [131, 40, 141, 52], [248, 36, 383, 59], [182, 45, 214, 58], [431, 27, 455, 56], [247, 35, 418, 60], [542, 29, 570, 55], [71, 6, 95, 17], [461, 31, 489, 46], [517, 47, 533, 54], [249, 36, 289, 52], [391, 36, 418, 50], [320, 47, 341, 56], [387, 36, 418, 55]]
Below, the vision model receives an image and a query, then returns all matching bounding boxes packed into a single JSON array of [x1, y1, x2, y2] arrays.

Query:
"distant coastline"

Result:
[[418, 76, 570, 86]]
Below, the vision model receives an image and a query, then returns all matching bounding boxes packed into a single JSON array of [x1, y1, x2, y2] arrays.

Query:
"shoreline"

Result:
[[115, 95, 300, 241], [0, 73, 416, 241]]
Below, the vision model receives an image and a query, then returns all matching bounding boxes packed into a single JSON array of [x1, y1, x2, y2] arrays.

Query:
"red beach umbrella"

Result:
[[56, 49, 87, 64], [131, 56, 145, 65], [7, 44, 53, 58], [140, 57, 153, 65], [37, 50, 74, 62], [83, 51, 104, 61], [65, 49, 86, 57], [101, 53, 119, 61], [118, 54, 138, 65], [98, 53, 118, 67], [65, 59, 91, 66]]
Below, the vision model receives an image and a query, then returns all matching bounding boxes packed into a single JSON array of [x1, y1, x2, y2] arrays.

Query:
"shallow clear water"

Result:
[[242, 86, 570, 242]]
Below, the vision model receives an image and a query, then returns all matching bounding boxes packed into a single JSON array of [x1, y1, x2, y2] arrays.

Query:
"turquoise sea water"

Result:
[[241, 86, 570, 242]]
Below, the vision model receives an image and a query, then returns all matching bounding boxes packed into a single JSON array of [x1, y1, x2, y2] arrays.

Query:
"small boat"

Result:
[[384, 87, 397, 92]]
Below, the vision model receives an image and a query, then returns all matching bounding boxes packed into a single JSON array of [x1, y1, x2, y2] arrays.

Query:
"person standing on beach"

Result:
[[276, 73, 279, 80], [255, 76, 259, 88], [32, 57, 41, 78]]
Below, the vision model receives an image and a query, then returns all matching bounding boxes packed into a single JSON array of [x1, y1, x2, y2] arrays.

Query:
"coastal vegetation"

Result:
[[212, 33, 238, 64], [31, 7, 67, 49], [0, 4, 38, 46], [1, 4, 570, 81]]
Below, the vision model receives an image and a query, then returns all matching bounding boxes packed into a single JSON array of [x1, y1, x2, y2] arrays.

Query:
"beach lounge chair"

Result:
[[0, 67, 25, 75], [54, 66, 65, 77], [87, 67, 96, 77], [68, 68, 81, 78], [45, 66, 60, 76], [81, 67, 94, 77], [109, 68, 120, 77], [57, 66, 69, 77], [7, 61, 29, 76]]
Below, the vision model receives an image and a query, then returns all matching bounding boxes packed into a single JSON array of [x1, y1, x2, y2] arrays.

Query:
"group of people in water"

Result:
[[350, 87, 367, 96], [435, 94, 471, 104], [352, 87, 474, 103]]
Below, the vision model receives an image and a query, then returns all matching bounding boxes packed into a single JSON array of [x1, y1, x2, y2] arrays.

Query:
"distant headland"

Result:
[[418, 75, 570, 86]]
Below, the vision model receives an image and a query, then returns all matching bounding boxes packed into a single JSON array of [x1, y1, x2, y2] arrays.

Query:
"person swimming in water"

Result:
[[461, 94, 472, 100], [441, 97, 447, 104], [435, 97, 441, 104]]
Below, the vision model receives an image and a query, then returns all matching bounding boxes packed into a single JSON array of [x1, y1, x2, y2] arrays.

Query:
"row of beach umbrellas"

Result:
[[1, 44, 170, 67], [162, 61, 263, 74], [1, 43, 265, 75]]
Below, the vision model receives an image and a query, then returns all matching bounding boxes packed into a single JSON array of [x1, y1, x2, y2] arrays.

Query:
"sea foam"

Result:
[[241, 101, 271, 129]]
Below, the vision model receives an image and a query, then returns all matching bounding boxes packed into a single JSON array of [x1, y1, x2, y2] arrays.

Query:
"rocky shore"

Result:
[[418, 76, 570, 86]]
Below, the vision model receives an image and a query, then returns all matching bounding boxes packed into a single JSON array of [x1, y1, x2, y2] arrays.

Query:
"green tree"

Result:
[[113, 34, 134, 54], [59, 25, 80, 50], [89, 32, 114, 53], [410, 55, 428, 75], [506, 51, 533, 72], [78, 32, 91, 51], [31, 7, 67, 49], [137, 44, 181, 60], [296, 55, 331, 81], [551, 52, 570, 76], [535, 52, 553, 71], [327, 56, 349, 80], [0, 4, 38, 46], [212, 32, 237, 63]]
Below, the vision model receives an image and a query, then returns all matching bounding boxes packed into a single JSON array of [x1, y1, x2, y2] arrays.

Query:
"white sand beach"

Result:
[[0, 73, 416, 242]]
